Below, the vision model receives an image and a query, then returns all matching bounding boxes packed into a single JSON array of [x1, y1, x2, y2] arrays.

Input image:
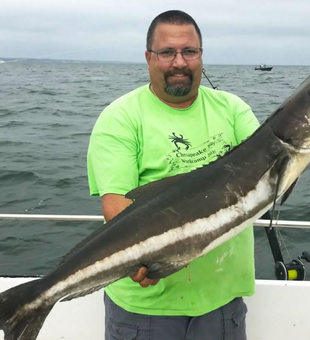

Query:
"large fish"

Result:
[[1, 76, 310, 340]]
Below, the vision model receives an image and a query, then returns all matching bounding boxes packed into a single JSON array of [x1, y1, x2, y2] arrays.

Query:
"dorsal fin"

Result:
[[60, 173, 190, 264], [125, 172, 188, 201], [58, 224, 109, 265]]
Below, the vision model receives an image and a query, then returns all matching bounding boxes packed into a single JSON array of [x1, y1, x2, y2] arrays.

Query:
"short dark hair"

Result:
[[146, 10, 202, 50]]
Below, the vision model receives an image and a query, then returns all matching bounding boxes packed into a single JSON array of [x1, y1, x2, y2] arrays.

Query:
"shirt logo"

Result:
[[169, 133, 192, 151], [165, 132, 233, 172]]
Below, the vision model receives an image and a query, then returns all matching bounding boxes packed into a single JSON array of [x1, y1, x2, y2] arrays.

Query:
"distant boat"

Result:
[[255, 64, 273, 71]]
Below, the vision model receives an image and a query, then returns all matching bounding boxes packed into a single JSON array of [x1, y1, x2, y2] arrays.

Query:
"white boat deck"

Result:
[[0, 277, 309, 340]]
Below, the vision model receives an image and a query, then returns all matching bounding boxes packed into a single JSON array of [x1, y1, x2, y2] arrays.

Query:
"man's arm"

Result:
[[102, 194, 132, 222], [102, 194, 160, 288]]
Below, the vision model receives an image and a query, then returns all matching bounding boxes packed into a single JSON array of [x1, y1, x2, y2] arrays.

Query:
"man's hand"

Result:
[[130, 266, 160, 288], [102, 195, 160, 288]]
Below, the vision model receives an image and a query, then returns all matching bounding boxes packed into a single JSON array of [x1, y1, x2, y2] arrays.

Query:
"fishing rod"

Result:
[[262, 210, 310, 281], [202, 68, 218, 90]]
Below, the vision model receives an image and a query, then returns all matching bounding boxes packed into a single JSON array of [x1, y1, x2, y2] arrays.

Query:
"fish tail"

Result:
[[0, 279, 55, 340]]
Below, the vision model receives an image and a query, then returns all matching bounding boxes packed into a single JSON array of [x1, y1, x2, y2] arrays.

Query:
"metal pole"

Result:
[[0, 214, 310, 228], [0, 214, 105, 222]]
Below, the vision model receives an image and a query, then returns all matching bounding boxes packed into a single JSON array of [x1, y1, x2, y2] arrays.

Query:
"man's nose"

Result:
[[172, 52, 187, 68]]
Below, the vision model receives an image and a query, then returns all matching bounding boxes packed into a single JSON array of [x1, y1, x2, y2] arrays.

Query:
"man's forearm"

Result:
[[102, 193, 133, 222]]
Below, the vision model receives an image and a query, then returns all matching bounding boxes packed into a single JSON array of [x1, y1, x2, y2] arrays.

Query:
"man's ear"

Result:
[[145, 50, 151, 67]]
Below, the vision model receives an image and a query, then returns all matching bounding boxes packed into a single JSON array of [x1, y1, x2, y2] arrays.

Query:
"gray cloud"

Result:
[[1, 0, 310, 65]]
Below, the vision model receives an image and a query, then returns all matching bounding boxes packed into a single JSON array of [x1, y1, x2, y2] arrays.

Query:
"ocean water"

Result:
[[0, 60, 310, 279]]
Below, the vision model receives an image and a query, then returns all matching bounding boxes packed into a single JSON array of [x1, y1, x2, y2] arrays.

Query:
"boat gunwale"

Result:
[[0, 214, 309, 229]]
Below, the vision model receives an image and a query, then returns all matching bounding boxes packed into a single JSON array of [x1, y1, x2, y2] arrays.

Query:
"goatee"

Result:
[[164, 73, 193, 97]]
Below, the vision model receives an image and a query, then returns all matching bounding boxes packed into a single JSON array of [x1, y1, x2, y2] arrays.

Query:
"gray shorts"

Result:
[[104, 293, 247, 340]]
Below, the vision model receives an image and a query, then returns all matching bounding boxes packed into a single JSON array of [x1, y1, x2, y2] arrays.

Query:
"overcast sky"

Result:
[[1, 0, 310, 65]]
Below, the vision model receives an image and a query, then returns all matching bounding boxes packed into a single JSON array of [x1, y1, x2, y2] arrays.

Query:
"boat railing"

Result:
[[1, 213, 310, 281], [0, 214, 310, 228]]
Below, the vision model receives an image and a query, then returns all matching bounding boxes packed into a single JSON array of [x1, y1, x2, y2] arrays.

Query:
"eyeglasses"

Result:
[[148, 47, 203, 61]]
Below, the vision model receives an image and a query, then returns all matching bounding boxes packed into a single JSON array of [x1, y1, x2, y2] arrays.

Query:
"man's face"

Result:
[[145, 23, 203, 105]]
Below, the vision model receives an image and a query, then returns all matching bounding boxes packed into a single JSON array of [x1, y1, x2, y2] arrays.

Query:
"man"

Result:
[[88, 10, 259, 340]]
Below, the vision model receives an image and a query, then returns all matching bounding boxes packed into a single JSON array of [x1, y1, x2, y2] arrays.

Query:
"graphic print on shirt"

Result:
[[166, 132, 233, 172], [168, 133, 192, 151]]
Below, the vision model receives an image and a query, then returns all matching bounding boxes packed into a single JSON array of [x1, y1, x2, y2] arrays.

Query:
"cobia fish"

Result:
[[1, 76, 310, 340]]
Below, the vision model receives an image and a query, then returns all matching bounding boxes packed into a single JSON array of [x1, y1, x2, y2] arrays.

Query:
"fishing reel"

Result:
[[275, 251, 310, 281]]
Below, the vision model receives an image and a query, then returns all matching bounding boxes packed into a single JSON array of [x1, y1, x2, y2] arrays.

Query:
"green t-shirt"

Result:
[[87, 84, 259, 316]]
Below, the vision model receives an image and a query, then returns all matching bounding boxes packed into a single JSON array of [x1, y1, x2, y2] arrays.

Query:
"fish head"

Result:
[[268, 75, 310, 151]]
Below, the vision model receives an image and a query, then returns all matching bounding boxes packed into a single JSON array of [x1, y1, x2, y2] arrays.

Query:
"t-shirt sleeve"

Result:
[[232, 96, 260, 144], [87, 107, 139, 197]]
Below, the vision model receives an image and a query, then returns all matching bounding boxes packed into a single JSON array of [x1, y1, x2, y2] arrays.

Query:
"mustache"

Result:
[[164, 69, 193, 77]]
